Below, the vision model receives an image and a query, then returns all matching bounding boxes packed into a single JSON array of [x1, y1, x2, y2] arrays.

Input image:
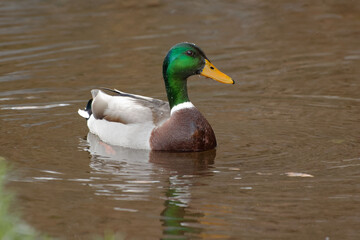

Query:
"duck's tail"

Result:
[[78, 99, 93, 119]]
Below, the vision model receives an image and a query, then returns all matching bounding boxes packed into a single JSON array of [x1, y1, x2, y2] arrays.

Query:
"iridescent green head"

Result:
[[162, 42, 234, 109], [163, 43, 207, 79]]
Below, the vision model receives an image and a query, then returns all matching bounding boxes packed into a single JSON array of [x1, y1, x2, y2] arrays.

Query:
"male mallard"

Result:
[[78, 42, 234, 152]]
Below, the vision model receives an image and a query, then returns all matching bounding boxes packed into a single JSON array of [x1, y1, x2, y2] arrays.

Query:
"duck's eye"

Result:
[[185, 50, 196, 57]]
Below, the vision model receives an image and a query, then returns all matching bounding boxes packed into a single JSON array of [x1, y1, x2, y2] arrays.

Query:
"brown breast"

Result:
[[149, 107, 217, 152]]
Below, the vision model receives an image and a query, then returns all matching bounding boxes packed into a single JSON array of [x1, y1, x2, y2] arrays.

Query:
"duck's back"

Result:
[[150, 107, 217, 152]]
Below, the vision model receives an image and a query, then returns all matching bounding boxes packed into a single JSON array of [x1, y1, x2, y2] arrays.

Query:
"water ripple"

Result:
[[1, 103, 70, 110]]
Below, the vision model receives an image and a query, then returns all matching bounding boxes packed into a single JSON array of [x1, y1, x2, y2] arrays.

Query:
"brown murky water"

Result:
[[1, 0, 360, 239]]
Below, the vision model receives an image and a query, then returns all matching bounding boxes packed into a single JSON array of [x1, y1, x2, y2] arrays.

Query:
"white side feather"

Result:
[[87, 115, 154, 150]]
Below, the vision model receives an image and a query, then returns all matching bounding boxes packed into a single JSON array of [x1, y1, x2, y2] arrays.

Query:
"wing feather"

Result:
[[91, 89, 170, 125]]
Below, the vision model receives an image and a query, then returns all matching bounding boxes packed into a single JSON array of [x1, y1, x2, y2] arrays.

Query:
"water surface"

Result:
[[0, 0, 359, 239]]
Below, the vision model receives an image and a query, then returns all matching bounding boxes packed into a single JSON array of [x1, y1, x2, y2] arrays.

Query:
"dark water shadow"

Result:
[[86, 133, 216, 239]]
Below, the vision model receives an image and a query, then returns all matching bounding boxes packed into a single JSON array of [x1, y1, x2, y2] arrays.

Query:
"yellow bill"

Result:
[[200, 59, 234, 84]]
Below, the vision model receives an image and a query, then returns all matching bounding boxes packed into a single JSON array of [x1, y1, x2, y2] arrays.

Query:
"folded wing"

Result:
[[89, 89, 170, 126]]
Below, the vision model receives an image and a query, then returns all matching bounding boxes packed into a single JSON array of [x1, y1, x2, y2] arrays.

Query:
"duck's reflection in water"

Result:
[[86, 133, 216, 239], [150, 151, 216, 239]]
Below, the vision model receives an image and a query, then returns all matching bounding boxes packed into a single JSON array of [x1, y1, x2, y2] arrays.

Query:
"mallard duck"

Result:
[[78, 42, 234, 152]]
